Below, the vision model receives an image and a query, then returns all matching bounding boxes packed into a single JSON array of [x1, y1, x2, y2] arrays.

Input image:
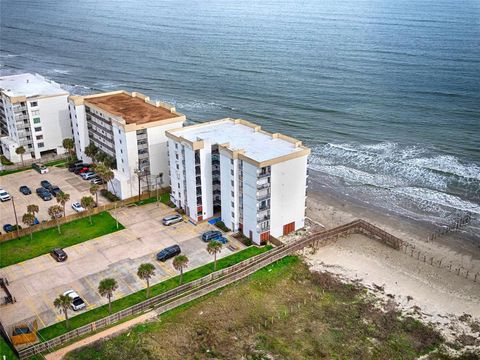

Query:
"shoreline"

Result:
[[304, 185, 480, 350]]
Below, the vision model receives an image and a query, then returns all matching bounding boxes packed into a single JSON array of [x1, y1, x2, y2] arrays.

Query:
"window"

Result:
[[175, 143, 178, 149], [231, 212, 235, 218], [175, 154, 178, 159], [231, 201, 234, 207], [120, 149, 123, 154], [231, 180, 234, 187], [34, 126, 42, 132], [231, 191, 234, 197], [32, 110, 40, 116], [28, 144, 32, 148], [30, 101, 38, 107], [36, 135, 43, 140], [33, 117, 40, 124], [38, 142, 44, 148], [231, 169, 234, 176]]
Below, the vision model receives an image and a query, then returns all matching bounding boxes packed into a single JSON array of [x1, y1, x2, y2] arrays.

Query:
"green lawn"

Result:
[[0, 336, 18, 360], [133, 192, 173, 206], [38, 245, 272, 341], [0, 158, 69, 176], [0, 212, 124, 268]]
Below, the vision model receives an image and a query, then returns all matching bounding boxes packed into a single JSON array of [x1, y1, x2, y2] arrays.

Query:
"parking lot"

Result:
[[0, 202, 244, 333], [0, 166, 108, 228]]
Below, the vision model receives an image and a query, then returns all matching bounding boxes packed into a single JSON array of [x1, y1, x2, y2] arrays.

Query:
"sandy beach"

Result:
[[302, 187, 480, 350]]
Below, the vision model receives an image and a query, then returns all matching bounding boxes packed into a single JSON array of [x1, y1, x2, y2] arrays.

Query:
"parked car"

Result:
[[32, 217, 40, 226], [215, 237, 229, 245], [0, 189, 11, 202], [81, 172, 96, 180], [50, 186, 62, 197], [63, 290, 86, 311], [71, 202, 85, 212], [201, 230, 222, 242], [40, 180, 53, 191], [3, 224, 21, 233], [90, 177, 105, 185], [36, 187, 52, 201], [50, 248, 68, 262], [19, 185, 32, 195], [32, 163, 48, 174], [74, 166, 89, 175], [69, 163, 87, 172], [156, 245, 181, 262], [162, 214, 183, 226], [78, 167, 91, 174]]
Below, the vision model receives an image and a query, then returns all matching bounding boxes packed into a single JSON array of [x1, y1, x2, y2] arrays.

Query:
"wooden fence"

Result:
[[0, 189, 170, 243], [15, 219, 403, 359]]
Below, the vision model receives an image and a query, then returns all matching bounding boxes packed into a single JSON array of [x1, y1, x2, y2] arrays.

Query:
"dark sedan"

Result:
[[50, 248, 68, 262], [40, 180, 53, 191], [36, 188, 52, 201], [19, 185, 32, 195], [3, 224, 21, 233], [156, 245, 181, 262], [50, 186, 62, 197]]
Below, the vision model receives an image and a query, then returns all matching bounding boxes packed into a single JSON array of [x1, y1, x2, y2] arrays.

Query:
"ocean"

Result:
[[1, 0, 479, 238]]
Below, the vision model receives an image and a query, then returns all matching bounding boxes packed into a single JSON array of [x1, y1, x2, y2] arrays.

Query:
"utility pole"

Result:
[[11, 196, 20, 238], [156, 172, 163, 206]]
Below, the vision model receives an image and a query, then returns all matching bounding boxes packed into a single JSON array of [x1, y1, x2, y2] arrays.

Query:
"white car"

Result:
[[71, 202, 85, 212], [0, 189, 11, 202], [63, 290, 86, 311], [80, 171, 96, 180]]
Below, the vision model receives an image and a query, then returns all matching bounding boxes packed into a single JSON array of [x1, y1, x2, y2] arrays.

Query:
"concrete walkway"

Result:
[[44, 310, 157, 360]]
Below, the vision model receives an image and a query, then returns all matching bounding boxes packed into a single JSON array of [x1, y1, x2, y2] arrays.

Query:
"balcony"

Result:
[[195, 167, 201, 176], [258, 203, 270, 211], [257, 189, 270, 202], [257, 182, 270, 190], [258, 170, 271, 179]]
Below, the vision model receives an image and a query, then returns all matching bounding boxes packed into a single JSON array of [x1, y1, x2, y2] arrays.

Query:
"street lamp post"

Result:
[[11, 196, 20, 238]]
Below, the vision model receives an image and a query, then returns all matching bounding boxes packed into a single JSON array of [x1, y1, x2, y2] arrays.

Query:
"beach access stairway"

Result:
[[12, 219, 404, 359]]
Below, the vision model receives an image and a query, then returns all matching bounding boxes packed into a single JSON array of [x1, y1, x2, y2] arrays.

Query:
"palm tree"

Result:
[[48, 205, 63, 234], [22, 213, 36, 240], [27, 204, 39, 217], [15, 146, 26, 167], [94, 163, 114, 191], [54, 294, 72, 329], [80, 196, 95, 225], [84, 143, 99, 162], [207, 240, 223, 271], [98, 278, 118, 314], [56, 191, 70, 217], [90, 184, 99, 205], [137, 263, 156, 298], [62, 138, 75, 162], [172, 255, 189, 285]]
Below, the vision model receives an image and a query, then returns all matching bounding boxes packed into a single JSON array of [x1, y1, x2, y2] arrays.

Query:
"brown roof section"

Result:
[[85, 93, 180, 125]]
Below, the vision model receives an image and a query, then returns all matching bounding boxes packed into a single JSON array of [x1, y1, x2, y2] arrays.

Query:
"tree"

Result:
[[48, 205, 63, 234], [94, 163, 114, 191], [80, 196, 95, 225], [84, 143, 99, 161], [56, 191, 70, 217], [137, 263, 155, 298], [62, 138, 75, 161], [98, 278, 118, 314], [90, 184, 99, 205], [172, 255, 189, 285], [15, 146, 26, 167], [207, 240, 223, 271], [54, 294, 72, 329], [27, 204, 39, 217], [22, 213, 36, 240]]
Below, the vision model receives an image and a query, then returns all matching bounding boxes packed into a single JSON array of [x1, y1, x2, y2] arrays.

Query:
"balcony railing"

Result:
[[257, 190, 270, 202], [257, 182, 270, 190], [258, 171, 271, 178]]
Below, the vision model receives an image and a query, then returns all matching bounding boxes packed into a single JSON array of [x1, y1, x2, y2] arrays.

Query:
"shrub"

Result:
[[233, 232, 252, 246], [0, 155, 13, 165], [215, 221, 230, 232], [100, 189, 120, 202]]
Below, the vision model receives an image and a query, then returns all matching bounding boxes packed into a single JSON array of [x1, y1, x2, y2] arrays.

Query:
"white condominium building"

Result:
[[69, 91, 186, 199], [0, 73, 71, 163], [166, 118, 310, 245]]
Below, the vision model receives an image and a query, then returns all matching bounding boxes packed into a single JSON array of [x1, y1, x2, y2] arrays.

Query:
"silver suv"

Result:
[[162, 214, 183, 226]]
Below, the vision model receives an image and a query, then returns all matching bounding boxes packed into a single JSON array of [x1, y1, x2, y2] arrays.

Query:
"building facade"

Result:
[[0, 73, 71, 163], [69, 91, 186, 199], [166, 118, 310, 245]]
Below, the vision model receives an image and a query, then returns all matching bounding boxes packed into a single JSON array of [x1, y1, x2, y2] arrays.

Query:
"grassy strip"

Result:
[[0, 212, 124, 268], [0, 335, 18, 360], [0, 158, 69, 176], [133, 192, 173, 206], [38, 245, 272, 341], [0, 168, 28, 177]]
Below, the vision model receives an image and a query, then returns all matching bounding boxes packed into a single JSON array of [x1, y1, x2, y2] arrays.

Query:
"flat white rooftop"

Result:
[[0, 73, 68, 98], [170, 118, 307, 163]]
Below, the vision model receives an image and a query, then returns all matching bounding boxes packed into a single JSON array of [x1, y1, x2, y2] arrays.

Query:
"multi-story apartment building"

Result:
[[166, 118, 310, 245], [0, 73, 71, 163], [69, 91, 186, 199]]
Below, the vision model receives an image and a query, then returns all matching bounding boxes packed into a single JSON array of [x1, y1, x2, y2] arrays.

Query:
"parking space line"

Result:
[[24, 298, 47, 328], [157, 262, 176, 277], [84, 277, 103, 299], [111, 269, 136, 293]]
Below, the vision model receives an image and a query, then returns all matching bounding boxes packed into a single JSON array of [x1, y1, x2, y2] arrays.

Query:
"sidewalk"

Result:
[[44, 311, 157, 360]]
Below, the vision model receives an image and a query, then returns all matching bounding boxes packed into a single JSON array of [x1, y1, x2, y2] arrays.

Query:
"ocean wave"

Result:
[[407, 155, 480, 181]]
